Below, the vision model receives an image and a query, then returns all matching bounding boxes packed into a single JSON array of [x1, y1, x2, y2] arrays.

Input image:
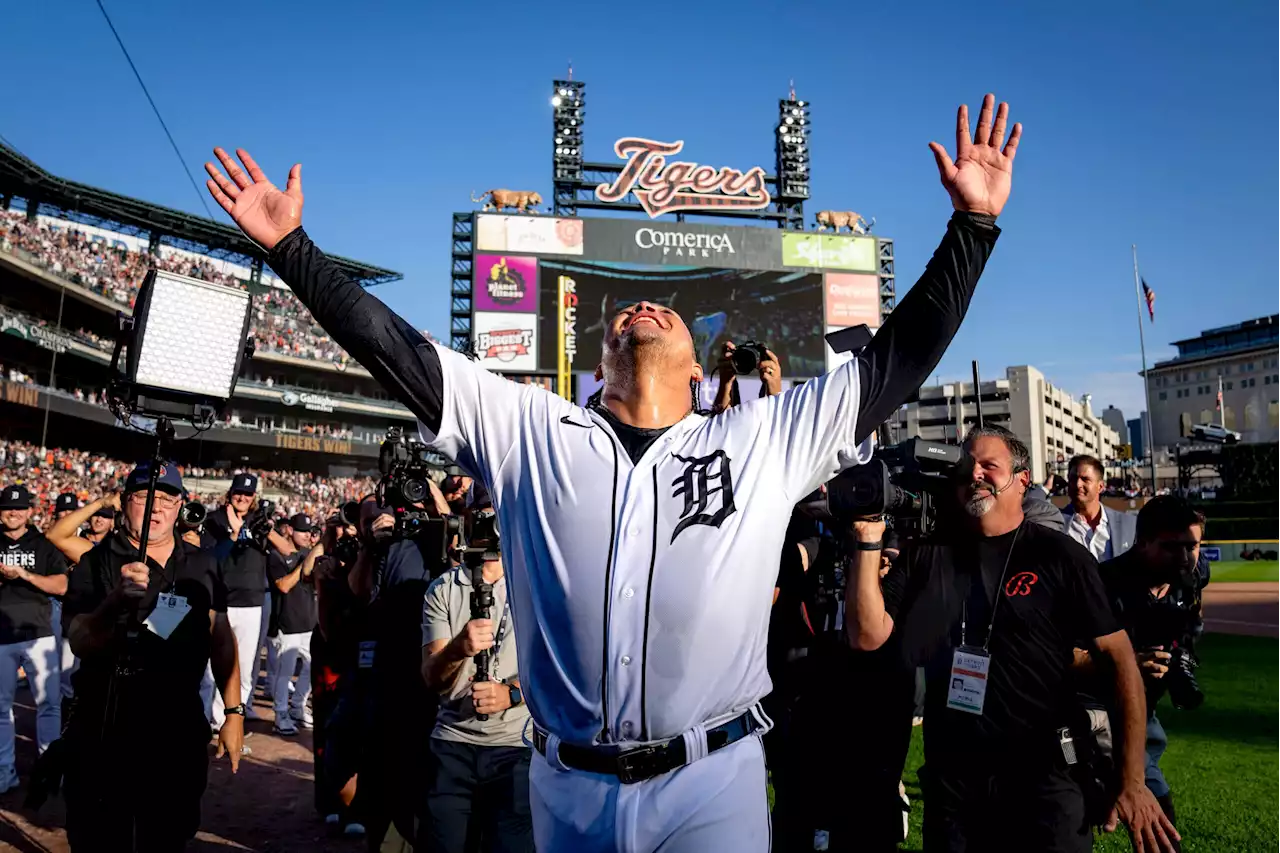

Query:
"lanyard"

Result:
[[484, 600, 512, 678], [959, 523, 1022, 651]]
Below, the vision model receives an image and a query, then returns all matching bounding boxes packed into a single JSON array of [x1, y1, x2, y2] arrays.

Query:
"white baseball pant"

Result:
[[0, 635, 62, 772], [257, 591, 278, 697], [271, 632, 312, 719], [201, 604, 261, 726], [530, 733, 770, 853]]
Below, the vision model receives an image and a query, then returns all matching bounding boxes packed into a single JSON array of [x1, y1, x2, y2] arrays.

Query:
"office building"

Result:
[[898, 365, 1121, 482], [1101, 406, 1127, 446], [1127, 413, 1149, 461], [1144, 314, 1279, 447]]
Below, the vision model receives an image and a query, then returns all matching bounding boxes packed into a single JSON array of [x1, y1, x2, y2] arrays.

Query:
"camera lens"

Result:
[[402, 479, 428, 504], [731, 347, 761, 376]]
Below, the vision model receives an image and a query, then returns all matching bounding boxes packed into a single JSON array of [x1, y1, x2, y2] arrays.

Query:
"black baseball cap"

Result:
[[55, 493, 80, 514], [124, 461, 184, 496], [0, 485, 33, 510], [92, 506, 117, 520], [230, 473, 258, 496], [289, 513, 316, 533]]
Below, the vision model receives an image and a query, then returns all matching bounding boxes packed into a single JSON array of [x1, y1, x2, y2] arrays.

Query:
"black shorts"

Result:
[[920, 762, 1091, 853]]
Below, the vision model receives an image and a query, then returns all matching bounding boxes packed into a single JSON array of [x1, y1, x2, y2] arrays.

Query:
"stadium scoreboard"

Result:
[[471, 213, 885, 402]]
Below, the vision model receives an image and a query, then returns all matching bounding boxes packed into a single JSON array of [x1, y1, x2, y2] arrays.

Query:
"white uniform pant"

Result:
[[271, 632, 312, 719], [257, 591, 278, 696], [0, 636, 62, 772], [530, 733, 770, 853], [201, 605, 261, 727]]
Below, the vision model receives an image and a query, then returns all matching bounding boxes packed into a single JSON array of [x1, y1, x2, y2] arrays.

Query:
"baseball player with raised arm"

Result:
[[205, 93, 1021, 852]]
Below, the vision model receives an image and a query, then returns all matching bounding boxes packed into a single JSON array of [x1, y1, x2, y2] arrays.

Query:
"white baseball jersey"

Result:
[[421, 342, 871, 746]]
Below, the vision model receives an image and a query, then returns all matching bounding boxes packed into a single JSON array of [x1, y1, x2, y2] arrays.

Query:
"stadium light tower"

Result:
[[775, 89, 810, 229], [552, 79, 585, 211]]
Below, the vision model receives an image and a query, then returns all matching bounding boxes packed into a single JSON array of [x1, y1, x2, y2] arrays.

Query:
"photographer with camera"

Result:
[[60, 461, 242, 850], [267, 513, 322, 736], [421, 508, 533, 853], [1088, 496, 1209, 837], [845, 425, 1178, 852], [711, 340, 783, 414]]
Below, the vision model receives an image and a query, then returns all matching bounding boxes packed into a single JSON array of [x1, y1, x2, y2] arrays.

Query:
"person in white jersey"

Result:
[[204, 93, 1022, 852]]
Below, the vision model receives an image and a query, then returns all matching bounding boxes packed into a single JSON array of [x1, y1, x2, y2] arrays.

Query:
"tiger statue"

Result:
[[814, 210, 872, 235], [471, 189, 545, 214]]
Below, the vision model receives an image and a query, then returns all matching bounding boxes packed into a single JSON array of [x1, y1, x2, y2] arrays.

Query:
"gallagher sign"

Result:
[[595, 138, 770, 218]]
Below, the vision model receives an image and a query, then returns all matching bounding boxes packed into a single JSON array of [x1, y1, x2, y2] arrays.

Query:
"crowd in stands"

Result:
[[0, 210, 356, 369], [0, 439, 377, 529]]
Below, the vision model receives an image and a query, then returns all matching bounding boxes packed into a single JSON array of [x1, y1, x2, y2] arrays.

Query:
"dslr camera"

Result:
[[1129, 561, 1208, 710], [245, 499, 276, 547], [826, 438, 962, 536], [177, 501, 207, 535], [730, 341, 770, 375]]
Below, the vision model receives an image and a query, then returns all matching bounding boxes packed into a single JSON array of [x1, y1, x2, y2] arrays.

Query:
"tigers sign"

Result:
[[595, 138, 771, 218]]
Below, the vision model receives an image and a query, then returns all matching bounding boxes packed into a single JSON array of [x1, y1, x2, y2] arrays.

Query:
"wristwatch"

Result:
[[853, 541, 884, 551], [507, 682, 523, 708], [224, 703, 247, 717]]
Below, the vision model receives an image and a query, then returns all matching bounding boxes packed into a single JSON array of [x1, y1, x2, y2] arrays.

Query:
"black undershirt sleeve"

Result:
[[266, 228, 446, 434], [853, 211, 1001, 444]]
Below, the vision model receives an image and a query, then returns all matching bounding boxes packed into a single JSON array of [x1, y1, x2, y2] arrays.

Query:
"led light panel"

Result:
[[134, 272, 251, 400]]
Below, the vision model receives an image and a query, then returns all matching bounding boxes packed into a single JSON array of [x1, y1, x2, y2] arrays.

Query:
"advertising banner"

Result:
[[781, 233, 877, 273], [538, 258, 825, 378], [474, 255, 539, 314], [581, 218, 784, 272], [473, 311, 539, 372], [476, 215, 584, 256], [557, 274, 578, 400], [824, 273, 881, 329]]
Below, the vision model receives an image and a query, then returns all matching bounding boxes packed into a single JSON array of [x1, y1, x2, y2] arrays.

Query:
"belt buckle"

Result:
[[616, 745, 664, 784]]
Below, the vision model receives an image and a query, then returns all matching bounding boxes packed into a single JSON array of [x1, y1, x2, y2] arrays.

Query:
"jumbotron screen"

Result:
[[471, 213, 883, 388]]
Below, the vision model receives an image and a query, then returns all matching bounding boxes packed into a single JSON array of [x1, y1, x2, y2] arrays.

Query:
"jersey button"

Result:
[[622, 721, 634, 735], [623, 587, 634, 599], [628, 525, 640, 537], [621, 655, 632, 666]]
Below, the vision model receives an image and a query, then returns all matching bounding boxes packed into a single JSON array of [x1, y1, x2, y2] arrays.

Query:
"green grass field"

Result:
[[1208, 560, 1279, 583], [892, 634, 1279, 851]]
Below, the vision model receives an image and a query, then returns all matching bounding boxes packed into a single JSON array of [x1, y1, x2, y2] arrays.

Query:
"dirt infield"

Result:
[[1202, 582, 1279, 638]]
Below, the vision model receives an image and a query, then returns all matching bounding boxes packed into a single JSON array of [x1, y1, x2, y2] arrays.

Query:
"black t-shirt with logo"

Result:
[[0, 529, 69, 644], [62, 532, 226, 739], [881, 521, 1117, 770], [205, 508, 269, 608], [269, 549, 317, 636]]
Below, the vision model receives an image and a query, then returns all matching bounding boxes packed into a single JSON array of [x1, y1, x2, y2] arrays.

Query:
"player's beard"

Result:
[[962, 482, 997, 518]]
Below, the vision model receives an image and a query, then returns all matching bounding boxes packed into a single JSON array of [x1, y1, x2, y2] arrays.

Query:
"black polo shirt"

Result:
[[62, 532, 226, 738], [269, 549, 317, 636], [0, 529, 69, 644], [205, 507, 269, 608], [882, 521, 1117, 769]]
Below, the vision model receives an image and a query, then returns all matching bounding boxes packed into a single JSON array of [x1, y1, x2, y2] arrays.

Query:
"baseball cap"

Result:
[[0, 485, 32, 510], [92, 506, 117, 520], [124, 461, 185, 496], [289, 513, 316, 533], [230, 472, 258, 495], [55, 493, 80, 514]]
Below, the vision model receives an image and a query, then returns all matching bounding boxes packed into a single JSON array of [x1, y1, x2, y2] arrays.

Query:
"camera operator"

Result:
[[711, 340, 783, 414], [60, 461, 242, 850], [0, 483, 67, 793], [421, 508, 534, 853], [201, 473, 285, 727], [351, 475, 452, 848], [268, 513, 322, 736], [1087, 497, 1209, 835], [312, 508, 367, 834], [46, 493, 122, 721], [845, 426, 1178, 852]]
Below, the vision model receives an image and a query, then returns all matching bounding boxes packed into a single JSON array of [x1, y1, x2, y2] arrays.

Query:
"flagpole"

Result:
[[1132, 244, 1158, 493]]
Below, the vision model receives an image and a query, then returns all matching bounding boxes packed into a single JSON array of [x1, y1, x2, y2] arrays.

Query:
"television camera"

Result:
[[826, 438, 962, 536], [375, 426, 465, 567]]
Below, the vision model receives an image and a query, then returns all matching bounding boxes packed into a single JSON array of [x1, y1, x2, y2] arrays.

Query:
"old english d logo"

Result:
[[670, 451, 737, 543], [1004, 571, 1039, 597]]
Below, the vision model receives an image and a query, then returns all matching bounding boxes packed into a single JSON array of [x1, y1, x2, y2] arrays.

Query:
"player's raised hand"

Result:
[[204, 148, 303, 250], [929, 94, 1022, 218]]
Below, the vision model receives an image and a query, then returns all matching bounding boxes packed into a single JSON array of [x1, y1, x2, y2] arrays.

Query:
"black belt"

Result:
[[532, 710, 760, 784]]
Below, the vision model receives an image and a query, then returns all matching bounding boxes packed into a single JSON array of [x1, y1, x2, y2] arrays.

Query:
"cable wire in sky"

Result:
[[94, 0, 214, 219]]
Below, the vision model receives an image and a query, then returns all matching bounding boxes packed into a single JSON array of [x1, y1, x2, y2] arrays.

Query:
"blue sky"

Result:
[[4, 1, 1276, 419]]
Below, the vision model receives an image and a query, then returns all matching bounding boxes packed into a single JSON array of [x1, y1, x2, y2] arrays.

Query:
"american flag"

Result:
[[1141, 278, 1156, 322]]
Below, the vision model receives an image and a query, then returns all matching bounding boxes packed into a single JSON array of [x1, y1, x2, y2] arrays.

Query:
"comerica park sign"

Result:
[[595, 138, 771, 218]]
